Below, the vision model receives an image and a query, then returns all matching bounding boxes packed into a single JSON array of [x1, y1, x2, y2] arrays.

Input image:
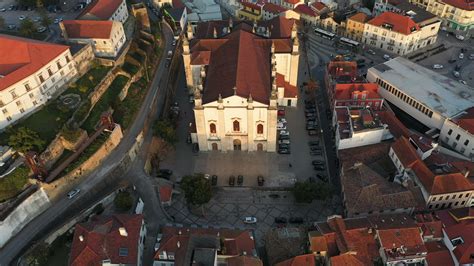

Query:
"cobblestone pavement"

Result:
[[165, 188, 342, 246]]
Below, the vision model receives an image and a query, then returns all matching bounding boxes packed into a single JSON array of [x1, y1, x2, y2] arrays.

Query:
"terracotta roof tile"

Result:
[[368, 12, 420, 35], [452, 107, 474, 135], [190, 51, 211, 65], [426, 245, 455, 266], [159, 185, 173, 202], [374, 110, 410, 138], [348, 12, 370, 23], [391, 137, 419, 168], [226, 255, 263, 266], [284, 0, 302, 4], [377, 228, 427, 258], [62, 20, 113, 39], [0, 34, 69, 91], [275, 254, 316, 266], [263, 3, 287, 13], [293, 4, 317, 17], [78, 0, 125, 20], [442, 214, 474, 264], [276, 73, 298, 98], [311, 1, 327, 11], [441, 0, 473, 10], [70, 214, 144, 266], [334, 83, 381, 101], [330, 253, 365, 266], [241, 1, 261, 9]]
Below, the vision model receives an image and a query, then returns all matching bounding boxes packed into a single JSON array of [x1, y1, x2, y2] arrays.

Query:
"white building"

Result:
[[0, 35, 77, 130], [184, 17, 299, 152], [61, 20, 127, 58], [184, 0, 223, 26], [78, 0, 129, 23], [262, 3, 288, 20], [368, 58, 474, 158], [363, 11, 440, 55]]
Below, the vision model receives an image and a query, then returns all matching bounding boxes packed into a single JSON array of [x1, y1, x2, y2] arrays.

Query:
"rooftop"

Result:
[[336, 107, 385, 139], [0, 34, 69, 92], [451, 107, 474, 135], [62, 20, 114, 39], [334, 83, 381, 101], [293, 4, 317, 17], [327, 60, 358, 83], [262, 3, 287, 14], [370, 57, 474, 118], [78, 0, 124, 20], [310, 1, 328, 12], [348, 12, 371, 23], [368, 12, 420, 35], [425, 242, 455, 266], [377, 227, 427, 259], [387, 0, 437, 24], [441, 0, 474, 10], [275, 254, 316, 266], [438, 208, 474, 264], [69, 214, 143, 266]]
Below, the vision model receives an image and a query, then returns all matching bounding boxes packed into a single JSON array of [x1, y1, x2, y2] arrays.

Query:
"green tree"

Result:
[[181, 174, 212, 205], [24, 243, 50, 266], [17, 0, 36, 7], [292, 181, 333, 203], [39, 9, 52, 30], [0, 17, 5, 29], [114, 191, 133, 211], [19, 18, 37, 38], [153, 119, 177, 144], [8, 127, 45, 154]]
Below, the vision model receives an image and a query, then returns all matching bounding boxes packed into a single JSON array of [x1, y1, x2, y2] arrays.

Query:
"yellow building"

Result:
[[238, 2, 262, 21], [345, 12, 371, 41], [409, 0, 473, 36]]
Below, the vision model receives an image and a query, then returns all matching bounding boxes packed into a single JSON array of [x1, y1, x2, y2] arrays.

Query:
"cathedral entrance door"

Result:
[[212, 143, 218, 150], [233, 139, 241, 151], [257, 143, 263, 151]]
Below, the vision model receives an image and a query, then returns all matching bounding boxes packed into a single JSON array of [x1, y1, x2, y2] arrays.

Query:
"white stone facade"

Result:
[[440, 118, 474, 159], [0, 50, 77, 130], [110, 0, 129, 23]]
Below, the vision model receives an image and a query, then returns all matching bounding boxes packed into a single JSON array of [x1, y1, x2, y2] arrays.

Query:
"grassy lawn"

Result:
[[66, 66, 112, 97], [82, 75, 130, 133], [0, 166, 29, 202], [113, 77, 149, 129]]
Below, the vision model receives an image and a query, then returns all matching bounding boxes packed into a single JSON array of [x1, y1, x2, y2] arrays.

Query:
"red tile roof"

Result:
[[293, 4, 317, 17], [348, 12, 370, 23], [226, 255, 263, 266], [159, 185, 173, 203], [442, 213, 474, 264], [377, 228, 427, 257], [391, 137, 419, 168], [78, 0, 125, 20], [330, 253, 365, 266], [368, 12, 420, 35], [415, 213, 443, 239], [70, 214, 143, 266], [374, 110, 410, 138], [172, 0, 185, 8], [334, 83, 381, 101], [62, 20, 113, 39], [241, 1, 261, 10], [275, 254, 316, 266], [442, 0, 474, 10], [284, 0, 302, 4], [0, 34, 69, 91], [155, 226, 258, 265], [311, 1, 327, 12], [263, 3, 287, 14], [425, 242, 455, 266], [276, 73, 298, 98], [452, 107, 474, 135]]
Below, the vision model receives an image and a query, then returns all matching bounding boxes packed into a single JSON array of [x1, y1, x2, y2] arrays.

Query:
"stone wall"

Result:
[[89, 69, 118, 106], [0, 188, 51, 248], [40, 135, 65, 170]]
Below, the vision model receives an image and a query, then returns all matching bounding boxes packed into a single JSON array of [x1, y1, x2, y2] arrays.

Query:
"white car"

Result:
[[278, 118, 287, 124], [18, 15, 26, 20], [54, 18, 59, 24], [243, 217, 257, 224], [8, 24, 16, 30], [453, 71, 460, 77], [37, 26, 47, 33], [432, 64, 443, 69], [172, 40, 176, 46], [278, 139, 290, 144], [383, 54, 391, 60], [67, 188, 81, 199], [279, 130, 290, 136], [459, 53, 464, 59], [0, 8, 6, 12], [459, 80, 467, 85], [456, 35, 465, 41], [277, 124, 287, 131]]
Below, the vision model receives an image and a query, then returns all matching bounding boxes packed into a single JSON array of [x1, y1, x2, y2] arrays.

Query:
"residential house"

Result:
[[345, 12, 371, 41], [183, 17, 299, 152], [281, 0, 304, 10], [376, 227, 428, 265], [262, 3, 287, 20], [164, 6, 188, 32], [69, 214, 147, 266], [60, 20, 127, 58], [184, 0, 223, 27], [293, 4, 319, 26], [238, 2, 263, 21], [153, 226, 262, 265], [0, 35, 77, 130], [77, 0, 129, 23], [440, 107, 474, 159], [363, 11, 440, 55]]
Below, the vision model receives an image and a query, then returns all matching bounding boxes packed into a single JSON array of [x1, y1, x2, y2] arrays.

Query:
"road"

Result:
[[0, 22, 174, 265]]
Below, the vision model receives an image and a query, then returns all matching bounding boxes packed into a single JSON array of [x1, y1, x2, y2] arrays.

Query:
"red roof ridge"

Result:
[[368, 12, 420, 35], [78, 0, 124, 20], [62, 20, 114, 39]]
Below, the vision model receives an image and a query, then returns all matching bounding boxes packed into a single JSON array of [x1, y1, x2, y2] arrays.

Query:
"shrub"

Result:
[[114, 191, 133, 211]]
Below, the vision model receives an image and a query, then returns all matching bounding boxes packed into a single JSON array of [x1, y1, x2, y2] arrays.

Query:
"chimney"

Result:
[[187, 23, 194, 39], [119, 227, 128, 237], [79, 235, 84, 242], [213, 27, 217, 38]]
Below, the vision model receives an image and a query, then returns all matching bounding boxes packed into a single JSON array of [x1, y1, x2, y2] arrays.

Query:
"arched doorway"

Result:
[[257, 143, 263, 151], [233, 139, 241, 151], [211, 143, 218, 151]]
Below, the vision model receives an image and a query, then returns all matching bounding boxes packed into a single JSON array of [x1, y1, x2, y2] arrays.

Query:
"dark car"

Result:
[[229, 175, 235, 186], [211, 175, 218, 186], [269, 194, 280, 199], [317, 174, 328, 182], [356, 58, 366, 64], [279, 135, 290, 140], [157, 169, 172, 179], [306, 125, 317, 130], [455, 64, 462, 71], [257, 176, 264, 186], [304, 99, 315, 105], [278, 148, 291, 154], [308, 140, 320, 146], [449, 59, 457, 63], [308, 130, 317, 136], [275, 217, 287, 224], [310, 150, 323, 156], [305, 112, 316, 118], [312, 160, 324, 165], [192, 143, 199, 153], [314, 165, 325, 171], [289, 217, 304, 224], [279, 144, 290, 150], [310, 146, 321, 151], [237, 175, 244, 186]]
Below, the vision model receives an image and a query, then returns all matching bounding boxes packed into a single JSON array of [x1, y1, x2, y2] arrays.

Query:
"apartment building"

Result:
[[0, 35, 77, 130], [262, 3, 287, 20], [346, 12, 371, 41], [78, 0, 129, 23], [238, 1, 263, 21], [61, 20, 127, 58], [363, 11, 440, 55]]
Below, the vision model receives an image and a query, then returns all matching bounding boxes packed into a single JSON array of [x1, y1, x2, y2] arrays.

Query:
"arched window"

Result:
[[233, 120, 240, 132], [210, 123, 216, 134], [257, 124, 264, 134]]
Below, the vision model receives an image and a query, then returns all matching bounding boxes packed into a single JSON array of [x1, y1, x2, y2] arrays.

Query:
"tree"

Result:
[[153, 119, 177, 144], [17, 0, 36, 7], [148, 136, 173, 172], [180, 174, 212, 205], [19, 18, 37, 38], [114, 191, 133, 211], [39, 9, 52, 30], [292, 181, 333, 203], [24, 243, 50, 266], [8, 127, 45, 154]]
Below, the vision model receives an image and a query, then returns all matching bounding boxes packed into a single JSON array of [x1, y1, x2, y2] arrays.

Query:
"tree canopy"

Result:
[[19, 18, 37, 38], [114, 191, 133, 211], [180, 174, 212, 205], [153, 119, 177, 144], [8, 127, 45, 154], [292, 181, 333, 203]]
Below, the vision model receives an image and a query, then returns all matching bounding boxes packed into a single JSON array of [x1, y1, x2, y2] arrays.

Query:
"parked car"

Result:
[[456, 35, 465, 41], [275, 217, 287, 224], [278, 118, 287, 124], [192, 143, 199, 153], [37, 26, 47, 33], [257, 176, 264, 186], [279, 130, 290, 137], [172, 40, 176, 46], [448, 59, 457, 63], [306, 125, 317, 130], [278, 148, 291, 154], [268, 194, 280, 199], [8, 24, 16, 30], [305, 108, 316, 113], [243, 217, 257, 224], [277, 108, 285, 116], [356, 58, 366, 64], [0, 7, 6, 12], [237, 175, 243, 186], [279, 144, 290, 150], [310, 146, 321, 151], [229, 175, 235, 186], [383, 54, 391, 60], [316, 174, 328, 182], [289, 217, 304, 224], [279, 135, 290, 140], [453, 71, 460, 78], [18, 15, 26, 20], [367, 49, 376, 55], [314, 165, 325, 171], [459, 80, 468, 85], [277, 124, 287, 131], [211, 175, 217, 186], [454, 64, 462, 71], [310, 150, 323, 156], [459, 53, 464, 59], [312, 160, 324, 165], [278, 139, 290, 145], [469, 54, 474, 60], [308, 140, 320, 146], [67, 188, 81, 199], [158, 169, 173, 179], [308, 130, 317, 136], [432, 64, 443, 69]]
